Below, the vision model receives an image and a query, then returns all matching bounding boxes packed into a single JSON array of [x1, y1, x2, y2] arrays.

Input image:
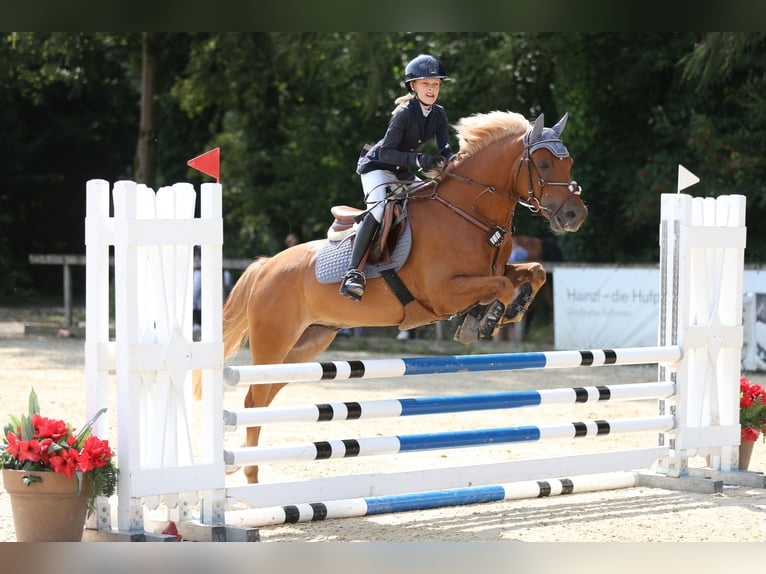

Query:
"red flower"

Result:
[[81, 436, 112, 469], [740, 376, 766, 441], [49, 448, 80, 478], [5, 431, 21, 458], [742, 427, 760, 442], [77, 450, 95, 473], [38, 437, 53, 466], [17, 439, 42, 463], [32, 414, 69, 441]]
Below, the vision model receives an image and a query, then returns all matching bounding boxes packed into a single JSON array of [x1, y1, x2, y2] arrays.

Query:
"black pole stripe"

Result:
[[345, 402, 362, 419], [597, 386, 611, 400], [573, 387, 589, 402], [316, 404, 334, 421], [319, 362, 337, 380], [579, 351, 594, 366], [283, 505, 300, 523], [314, 441, 332, 459], [342, 439, 361, 457], [572, 422, 588, 437], [603, 349, 617, 364], [310, 502, 328, 521], [536, 481, 552, 497], [316, 403, 362, 421], [348, 360, 366, 378], [595, 420, 611, 435], [560, 478, 574, 494], [320, 360, 366, 379]]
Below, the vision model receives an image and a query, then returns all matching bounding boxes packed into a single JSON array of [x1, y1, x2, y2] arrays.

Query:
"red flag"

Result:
[[161, 520, 183, 541], [187, 147, 220, 182]]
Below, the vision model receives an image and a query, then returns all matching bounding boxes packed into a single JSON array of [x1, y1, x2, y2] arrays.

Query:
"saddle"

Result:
[[328, 200, 405, 266]]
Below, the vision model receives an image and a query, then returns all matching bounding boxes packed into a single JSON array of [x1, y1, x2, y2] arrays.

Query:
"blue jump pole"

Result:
[[223, 381, 675, 427], [224, 415, 674, 466], [226, 472, 638, 527], [224, 346, 682, 386]]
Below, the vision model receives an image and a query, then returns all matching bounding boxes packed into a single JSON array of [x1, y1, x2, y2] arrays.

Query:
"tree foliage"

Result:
[[1, 32, 764, 301]]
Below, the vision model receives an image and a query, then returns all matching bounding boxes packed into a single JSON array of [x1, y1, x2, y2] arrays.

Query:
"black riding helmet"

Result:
[[404, 54, 449, 93]]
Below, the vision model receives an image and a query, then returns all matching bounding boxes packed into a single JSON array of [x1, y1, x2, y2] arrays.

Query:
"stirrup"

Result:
[[339, 270, 366, 301]]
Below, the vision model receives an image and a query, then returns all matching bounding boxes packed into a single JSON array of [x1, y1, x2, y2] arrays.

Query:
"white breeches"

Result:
[[360, 170, 419, 223]]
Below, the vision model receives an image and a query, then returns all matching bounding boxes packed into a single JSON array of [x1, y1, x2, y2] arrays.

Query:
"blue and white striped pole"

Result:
[[223, 381, 675, 427], [224, 346, 682, 386], [224, 416, 673, 466], [226, 472, 638, 527]]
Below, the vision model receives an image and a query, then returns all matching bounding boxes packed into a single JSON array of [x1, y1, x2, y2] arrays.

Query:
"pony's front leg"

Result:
[[500, 262, 547, 323], [453, 263, 548, 343], [439, 275, 515, 343], [453, 299, 506, 343]]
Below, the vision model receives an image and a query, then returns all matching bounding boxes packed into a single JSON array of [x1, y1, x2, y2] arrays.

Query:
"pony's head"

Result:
[[519, 113, 587, 233], [454, 111, 587, 233]]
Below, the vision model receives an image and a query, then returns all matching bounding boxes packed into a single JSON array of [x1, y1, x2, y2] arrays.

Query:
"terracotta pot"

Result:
[[2, 468, 91, 542], [739, 440, 756, 471]]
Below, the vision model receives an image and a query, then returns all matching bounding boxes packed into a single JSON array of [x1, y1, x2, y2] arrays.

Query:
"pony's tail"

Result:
[[192, 256, 270, 400], [222, 256, 270, 360]]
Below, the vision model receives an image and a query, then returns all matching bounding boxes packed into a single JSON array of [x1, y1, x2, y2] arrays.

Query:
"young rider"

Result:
[[339, 54, 456, 301]]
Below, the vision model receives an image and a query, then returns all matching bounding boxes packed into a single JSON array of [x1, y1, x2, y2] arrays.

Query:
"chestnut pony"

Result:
[[199, 111, 588, 483]]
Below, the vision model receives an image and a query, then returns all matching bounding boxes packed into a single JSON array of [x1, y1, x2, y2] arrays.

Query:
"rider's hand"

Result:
[[417, 154, 447, 176]]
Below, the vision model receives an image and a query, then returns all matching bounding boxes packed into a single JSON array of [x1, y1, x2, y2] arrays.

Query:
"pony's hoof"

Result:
[[454, 313, 480, 343]]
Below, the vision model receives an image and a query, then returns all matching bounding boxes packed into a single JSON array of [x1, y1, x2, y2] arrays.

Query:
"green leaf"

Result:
[[28, 388, 40, 417], [71, 407, 107, 449], [5, 417, 20, 434], [20, 414, 35, 441], [75, 470, 83, 496]]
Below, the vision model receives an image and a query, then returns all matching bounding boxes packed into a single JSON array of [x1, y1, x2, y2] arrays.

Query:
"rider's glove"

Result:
[[416, 154, 447, 176]]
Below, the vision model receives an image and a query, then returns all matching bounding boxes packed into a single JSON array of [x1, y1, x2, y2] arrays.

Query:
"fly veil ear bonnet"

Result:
[[524, 113, 570, 158]]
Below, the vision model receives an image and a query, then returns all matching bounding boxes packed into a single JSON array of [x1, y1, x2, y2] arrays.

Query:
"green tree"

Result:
[[2, 33, 764, 303], [0, 32, 140, 300], [679, 32, 766, 261]]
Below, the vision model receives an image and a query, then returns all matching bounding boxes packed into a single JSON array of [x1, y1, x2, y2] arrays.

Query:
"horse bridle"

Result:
[[515, 139, 582, 220]]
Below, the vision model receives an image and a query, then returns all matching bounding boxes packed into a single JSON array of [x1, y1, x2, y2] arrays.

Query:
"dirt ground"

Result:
[[1, 308, 766, 543]]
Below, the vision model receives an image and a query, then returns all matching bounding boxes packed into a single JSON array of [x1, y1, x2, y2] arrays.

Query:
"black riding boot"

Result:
[[339, 214, 381, 301]]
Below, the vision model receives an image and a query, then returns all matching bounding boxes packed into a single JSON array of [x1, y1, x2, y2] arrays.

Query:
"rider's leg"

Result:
[[339, 170, 396, 301], [338, 211, 381, 301]]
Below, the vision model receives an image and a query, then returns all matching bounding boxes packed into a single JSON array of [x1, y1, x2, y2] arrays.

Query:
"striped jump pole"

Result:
[[223, 381, 675, 427], [224, 415, 674, 466], [226, 472, 638, 527], [224, 346, 682, 386]]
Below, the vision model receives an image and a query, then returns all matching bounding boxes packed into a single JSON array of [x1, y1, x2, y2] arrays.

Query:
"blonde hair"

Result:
[[393, 93, 414, 110]]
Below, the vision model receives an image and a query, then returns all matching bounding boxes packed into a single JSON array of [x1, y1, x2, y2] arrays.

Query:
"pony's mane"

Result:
[[454, 111, 530, 157]]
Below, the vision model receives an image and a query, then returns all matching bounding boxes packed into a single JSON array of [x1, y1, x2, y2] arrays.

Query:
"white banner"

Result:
[[743, 270, 766, 371], [553, 267, 766, 361], [553, 267, 660, 350]]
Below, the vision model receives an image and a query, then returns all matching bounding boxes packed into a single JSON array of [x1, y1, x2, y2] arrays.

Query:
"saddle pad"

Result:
[[315, 221, 412, 284]]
